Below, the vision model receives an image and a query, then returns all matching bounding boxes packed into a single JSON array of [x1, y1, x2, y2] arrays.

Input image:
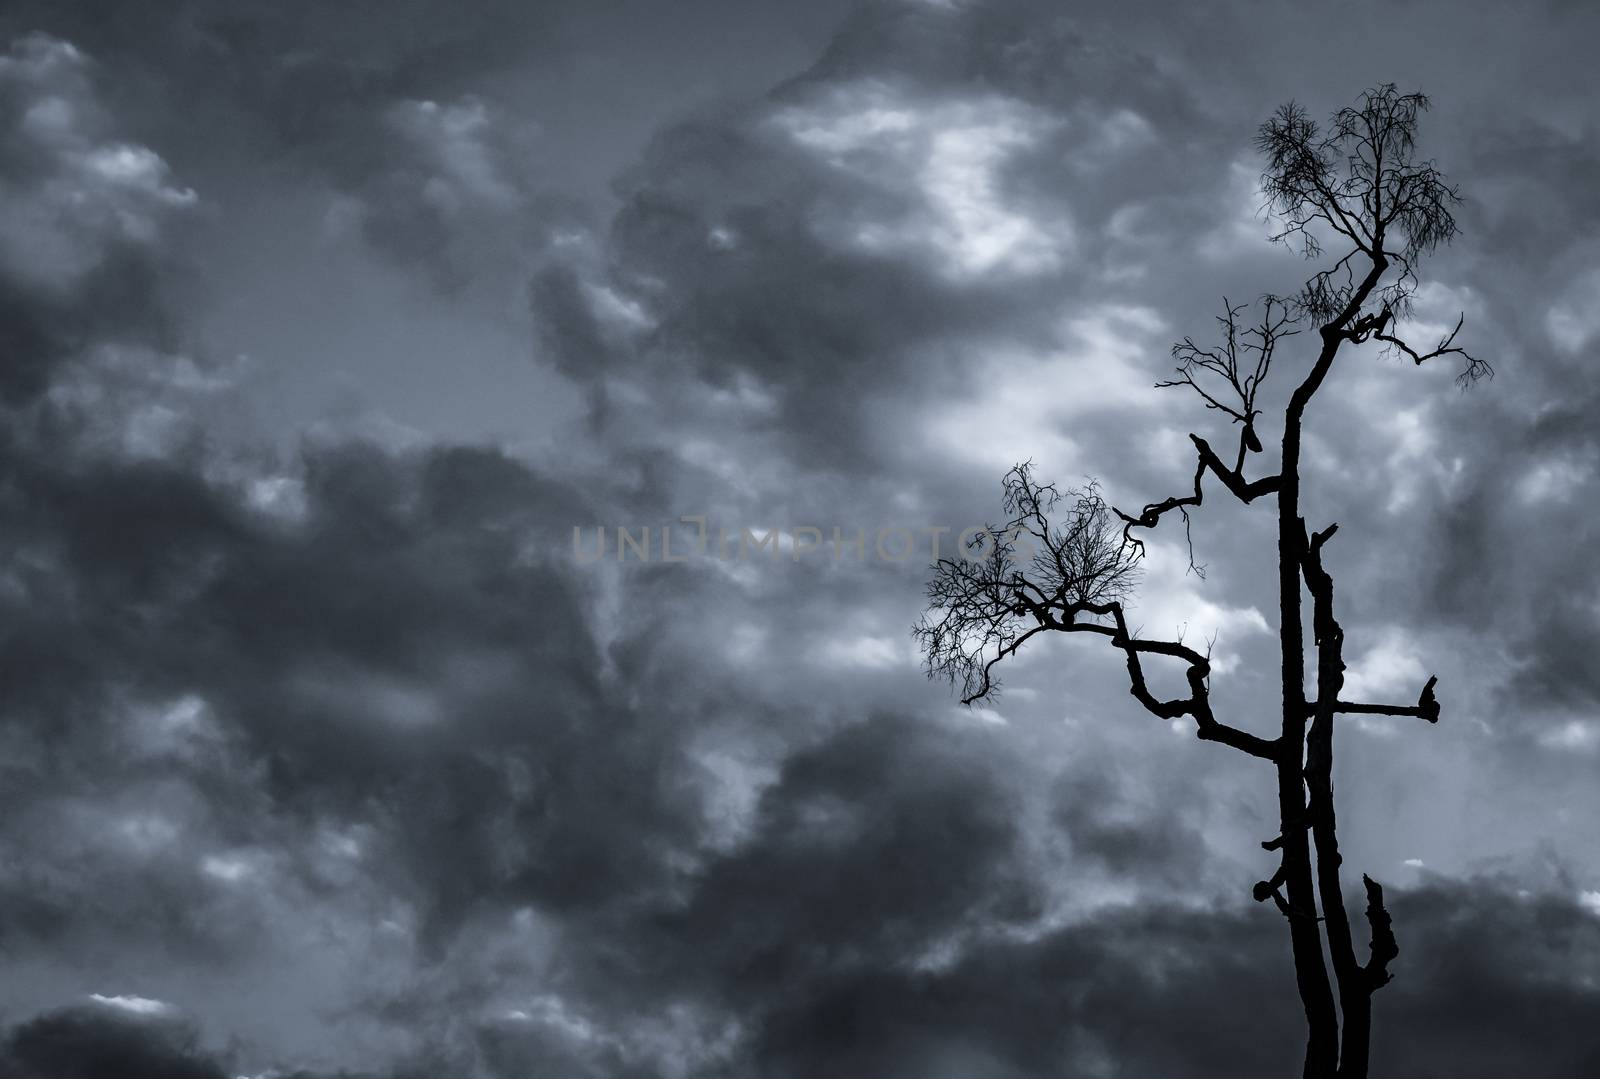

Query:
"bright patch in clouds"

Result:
[[201, 853, 256, 882], [89, 993, 175, 1016], [1546, 269, 1600, 352], [1517, 453, 1594, 504], [386, 97, 518, 211], [918, 304, 1166, 471], [777, 82, 1070, 279], [812, 632, 911, 671], [1129, 540, 1271, 674], [0, 35, 194, 292], [1389, 281, 1476, 363], [116, 813, 180, 851], [1538, 719, 1600, 753], [1198, 160, 1275, 261], [1341, 627, 1428, 701]]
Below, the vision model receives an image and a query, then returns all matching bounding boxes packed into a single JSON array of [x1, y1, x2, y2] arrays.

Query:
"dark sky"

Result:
[[1, 1, 1598, 1076]]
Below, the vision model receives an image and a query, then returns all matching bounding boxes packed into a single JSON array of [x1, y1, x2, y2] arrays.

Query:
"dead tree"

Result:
[[915, 85, 1487, 1079]]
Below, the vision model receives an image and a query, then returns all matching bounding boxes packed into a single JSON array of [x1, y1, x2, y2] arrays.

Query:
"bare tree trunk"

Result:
[[1303, 519, 1398, 1079], [1292, 311, 1390, 1078], [1277, 407, 1340, 1079], [1304, 521, 1363, 1076]]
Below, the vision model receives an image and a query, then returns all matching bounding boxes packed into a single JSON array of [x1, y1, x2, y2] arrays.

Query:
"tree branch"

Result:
[[1361, 874, 1399, 989], [1373, 313, 1492, 386], [1114, 433, 1281, 568], [1065, 599, 1282, 762], [916, 469, 1278, 762], [1333, 675, 1440, 723]]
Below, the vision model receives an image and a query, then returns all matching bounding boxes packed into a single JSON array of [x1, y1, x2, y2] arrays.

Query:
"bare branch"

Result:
[[1160, 296, 1299, 464], [1334, 675, 1440, 723], [1373, 314, 1493, 386], [915, 466, 1278, 761], [1114, 433, 1280, 571], [915, 467, 1140, 704], [1258, 85, 1466, 330], [1361, 875, 1399, 989], [1113, 295, 1297, 572]]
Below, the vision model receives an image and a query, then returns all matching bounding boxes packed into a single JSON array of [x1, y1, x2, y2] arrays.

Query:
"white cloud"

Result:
[[1130, 540, 1272, 674], [1197, 160, 1274, 261], [1537, 719, 1600, 754], [88, 993, 176, 1016], [691, 744, 778, 852], [812, 632, 913, 671], [201, 853, 257, 883], [126, 694, 226, 763], [247, 476, 310, 523], [386, 97, 521, 211], [917, 303, 1166, 472], [1546, 269, 1600, 352], [776, 83, 1071, 280], [1341, 627, 1429, 702], [1517, 454, 1594, 504], [116, 813, 180, 851], [0, 35, 194, 293]]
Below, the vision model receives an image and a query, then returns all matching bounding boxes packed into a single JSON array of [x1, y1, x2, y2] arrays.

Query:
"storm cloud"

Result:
[[0, 1, 1597, 1076]]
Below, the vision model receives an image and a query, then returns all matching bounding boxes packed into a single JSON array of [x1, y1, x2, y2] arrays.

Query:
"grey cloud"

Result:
[[0, 1004, 227, 1079], [328, 94, 561, 291], [655, 714, 1042, 986], [3, 877, 1597, 1078], [719, 878, 1600, 1078], [0, 34, 191, 401], [0, 1, 857, 294], [1421, 383, 1600, 717], [2, 1, 1599, 1075], [0, 433, 705, 948]]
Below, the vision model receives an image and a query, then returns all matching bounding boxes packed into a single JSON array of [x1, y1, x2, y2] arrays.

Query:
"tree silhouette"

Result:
[[915, 85, 1488, 1079]]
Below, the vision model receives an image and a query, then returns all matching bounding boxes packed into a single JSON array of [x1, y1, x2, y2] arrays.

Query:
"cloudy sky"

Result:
[[1, 1, 1598, 1076]]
